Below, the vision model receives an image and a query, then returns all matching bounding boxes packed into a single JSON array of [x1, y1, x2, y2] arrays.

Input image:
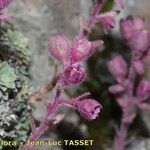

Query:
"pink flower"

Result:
[[87, 11, 117, 33], [133, 60, 144, 75], [137, 80, 150, 97], [48, 35, 102, 66], [129, 30, 150, 53], [86, 0, 117, 33], [109, 84, 125, 94], [59, 63, 86, 87], [71, 36, 103, 63], [0, 0, 11, 10], [115, 0, 124, 8], [75, 99, 102, 120], [59, 93, 102, 120], [48, 35, 71, 66], [108, 55, 127, 83], [120, 16, 150, 57], [95, 11, 117, 33], [120, 16, 145, 40], [0, 0, 12, 20]]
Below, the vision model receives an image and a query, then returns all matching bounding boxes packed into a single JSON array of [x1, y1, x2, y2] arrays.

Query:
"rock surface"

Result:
[[128, 139, 150, 150], [7, 0, 91, 87]]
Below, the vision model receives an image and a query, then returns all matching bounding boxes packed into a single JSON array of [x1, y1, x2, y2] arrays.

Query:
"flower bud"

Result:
[[71, 36, 103, 63], [0, 0, 11, 10], [120, 16, 150, 56], [129, 30, 150, 53], [108, 55, 127, 82], [0, 0, 12, 20], [137, 80, 150, 97], [59, 63, 85, 87], [48, 35, 71, 66], [120, 16, 145, 40], [96, 11, 117, 33], [109, 84, 125, 94], [75, 99, 102, 120], [133, 60, 144, 75]]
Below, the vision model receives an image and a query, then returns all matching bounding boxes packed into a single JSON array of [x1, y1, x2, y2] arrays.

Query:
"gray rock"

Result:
[[128, 139, 150, 150], [7, 0, 91, 88]]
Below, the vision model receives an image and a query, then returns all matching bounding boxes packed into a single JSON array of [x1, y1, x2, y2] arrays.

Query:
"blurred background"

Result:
[[6, 0, 150, 149]]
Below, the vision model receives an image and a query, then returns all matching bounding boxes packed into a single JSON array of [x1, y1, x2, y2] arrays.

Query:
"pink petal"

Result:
[[59, 63, 86, 87], [133, 60, 144, 75], [0, 13, 12, 20], [109, 84, 125, 94], [71, 36, 103, 63], [137, 80, 150, 97], [120, 16, 145, 40], [48, 35, 71, 66], [108, 55, 127, 83], [76, 99, 102, 120], [96, 11, 117, 33], [0, 0, 11, 10]]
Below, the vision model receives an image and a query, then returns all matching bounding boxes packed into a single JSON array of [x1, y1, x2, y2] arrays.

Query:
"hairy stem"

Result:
[[114, 56, 136, 150], [114, 109, 130, 150]]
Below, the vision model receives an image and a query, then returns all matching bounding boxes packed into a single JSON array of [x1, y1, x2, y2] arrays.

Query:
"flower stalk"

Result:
[[22, 0, 118, 149], [108, 16, 150, 150]]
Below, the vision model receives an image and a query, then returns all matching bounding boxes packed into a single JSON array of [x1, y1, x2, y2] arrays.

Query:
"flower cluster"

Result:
[[0, 0, 12, 20], [88, 0, 126, 33], [121, 16, 150, 60], [47, 33, 103, 120], [58, 92, 102, 121], [85, 0, 117, 34], [45, 0, 121, 123], [48, 34, 103, 88], [23, 0, 117, 149], [108, 16, 150, 150]]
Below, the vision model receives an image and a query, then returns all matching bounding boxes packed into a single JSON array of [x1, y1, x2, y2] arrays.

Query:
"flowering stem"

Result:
[[114, 107, 131, 150], [53, 86, 62, 107], [92, 0, 106, 17], [128, 52, 136, 84], [23, 0, 106, 149], [22, 100, 58, 150], [114, 60, 136, 150], [80, 0, 106, 36], [23, 84, 61, 150]]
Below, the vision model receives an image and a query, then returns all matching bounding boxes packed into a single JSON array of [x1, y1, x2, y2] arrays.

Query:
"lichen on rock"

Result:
[[0, 22, 32, 149]]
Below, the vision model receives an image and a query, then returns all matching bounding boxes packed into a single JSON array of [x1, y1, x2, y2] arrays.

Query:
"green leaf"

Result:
[[0, 61, 17, 89], [8, 30, 29, 50], [0, 85, 7, 92]]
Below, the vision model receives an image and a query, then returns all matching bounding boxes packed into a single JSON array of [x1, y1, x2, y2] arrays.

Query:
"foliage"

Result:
[[0, 23, 32, 149], [0, 61, 17, 89]]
